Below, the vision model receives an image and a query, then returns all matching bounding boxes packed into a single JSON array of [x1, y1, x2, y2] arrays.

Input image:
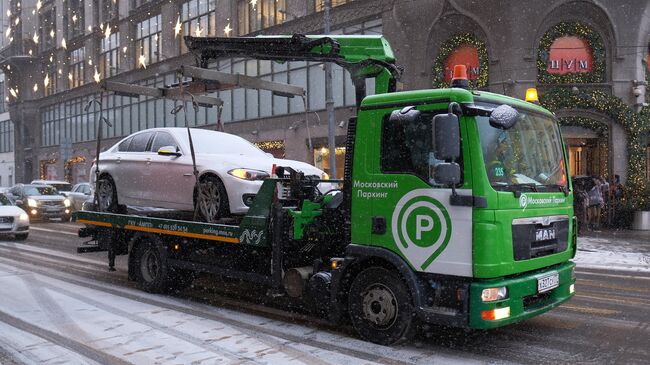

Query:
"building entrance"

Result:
[[566, 138, 605, 177]]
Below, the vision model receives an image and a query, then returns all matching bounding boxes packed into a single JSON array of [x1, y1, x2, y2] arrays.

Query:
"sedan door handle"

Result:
[[146, 158, 151, 165], [116, 157, 121, 164], [183, 173, 193, 177]]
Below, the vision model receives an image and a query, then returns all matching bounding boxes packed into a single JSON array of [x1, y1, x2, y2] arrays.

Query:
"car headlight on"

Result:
[[19, 213, 29, 222], [27, 198, 38, 208], [481, 286, 508, 302], [228, 168, 270, 181], [63, 198, 71, 207]]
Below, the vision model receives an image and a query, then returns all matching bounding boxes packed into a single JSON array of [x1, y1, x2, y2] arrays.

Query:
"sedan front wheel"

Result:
[[196, 175, 229, 223]]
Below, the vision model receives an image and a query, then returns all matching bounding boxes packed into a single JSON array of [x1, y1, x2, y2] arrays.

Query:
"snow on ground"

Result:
[[0, 253, 487, 365], [574, 235, 650, 273]]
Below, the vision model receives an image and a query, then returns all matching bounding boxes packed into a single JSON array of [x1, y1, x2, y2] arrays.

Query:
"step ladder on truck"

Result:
[[75, 34, 577, 345]]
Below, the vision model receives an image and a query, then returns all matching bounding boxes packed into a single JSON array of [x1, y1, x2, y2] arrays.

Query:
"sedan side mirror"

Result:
[[15, 199, 23, 205], [158, 146, 182, 157]]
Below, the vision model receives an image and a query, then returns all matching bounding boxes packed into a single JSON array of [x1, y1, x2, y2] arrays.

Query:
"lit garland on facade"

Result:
[[537, 21, 606, 84], [541, 88, 650, 210], [431, 33, 489, 89], [39, 158, 57, 180]]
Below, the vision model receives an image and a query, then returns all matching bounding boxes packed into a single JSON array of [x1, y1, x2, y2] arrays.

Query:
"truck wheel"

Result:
[[348, 267, 416, 345], [196, 175, 229, 223], [97, 177, 118, 213], [133, 240, 173, 293]]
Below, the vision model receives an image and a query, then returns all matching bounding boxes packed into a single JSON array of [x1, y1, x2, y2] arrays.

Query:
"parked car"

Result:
[[7, 184, 72, 221], [31, 180, 73, 194], [91, 127, 336, 222], [0, 192, 29, 240], [66, 182, 93, 211]]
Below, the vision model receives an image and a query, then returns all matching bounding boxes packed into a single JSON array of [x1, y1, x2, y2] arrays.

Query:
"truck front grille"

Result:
[[512, 215, 569, 261]]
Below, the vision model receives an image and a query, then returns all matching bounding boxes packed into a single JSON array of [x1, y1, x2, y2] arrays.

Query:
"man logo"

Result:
[[392, 190, 452, 271]]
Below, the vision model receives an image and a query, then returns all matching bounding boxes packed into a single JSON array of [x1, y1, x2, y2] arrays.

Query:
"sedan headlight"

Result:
[[228, 168, 270, 181], [63, 198, 71, 207], [27, 198, 38, 208], [19, 213, 29, 222]]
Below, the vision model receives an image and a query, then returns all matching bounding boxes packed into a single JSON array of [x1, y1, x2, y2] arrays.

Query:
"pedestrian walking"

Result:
[[587, 177, 604, 230]]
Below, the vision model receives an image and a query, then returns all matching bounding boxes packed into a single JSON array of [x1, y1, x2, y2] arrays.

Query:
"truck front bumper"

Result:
[[468, 261, 575, 329]]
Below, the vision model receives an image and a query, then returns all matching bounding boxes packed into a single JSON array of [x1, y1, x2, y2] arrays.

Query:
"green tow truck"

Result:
[[76, 34, 576, 345]]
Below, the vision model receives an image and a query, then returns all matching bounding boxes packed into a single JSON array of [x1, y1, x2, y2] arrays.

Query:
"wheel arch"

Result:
[[335, 244, 425, 315]]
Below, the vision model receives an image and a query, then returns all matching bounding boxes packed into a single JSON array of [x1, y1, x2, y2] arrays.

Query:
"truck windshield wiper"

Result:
[[495, 183, 538, 197]]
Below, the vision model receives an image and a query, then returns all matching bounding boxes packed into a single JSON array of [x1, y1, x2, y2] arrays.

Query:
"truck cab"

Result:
[[346, 87, 576, 334]]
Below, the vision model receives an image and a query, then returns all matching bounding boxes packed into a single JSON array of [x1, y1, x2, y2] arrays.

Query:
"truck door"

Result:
[[368, 107, 473, 277]]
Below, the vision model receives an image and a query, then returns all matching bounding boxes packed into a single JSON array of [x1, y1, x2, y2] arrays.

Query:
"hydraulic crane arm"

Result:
[[185, 34, 401, 99]]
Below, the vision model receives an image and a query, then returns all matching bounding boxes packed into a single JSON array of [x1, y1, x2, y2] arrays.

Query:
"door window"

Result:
[[117, 136, 133, 151], [150, 132, 179, 153], [127, 132, 153, 152], [380, 110, 461, 186]]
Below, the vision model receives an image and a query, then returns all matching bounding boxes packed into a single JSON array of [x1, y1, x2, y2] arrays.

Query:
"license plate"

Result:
[[535, 227, 556, 241], [537, 272, 559, 293]]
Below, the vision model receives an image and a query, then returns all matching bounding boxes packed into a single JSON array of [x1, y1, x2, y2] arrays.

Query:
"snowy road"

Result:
[[0, 223, 649, 364]]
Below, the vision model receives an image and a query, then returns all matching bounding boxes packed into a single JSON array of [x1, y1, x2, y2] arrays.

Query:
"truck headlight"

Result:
[[228, 168, 270, 181], [19, 213, 29, 222], [481, 287, 508, 302], [27, 198, 38, 208], [64, 198, 71, 207]]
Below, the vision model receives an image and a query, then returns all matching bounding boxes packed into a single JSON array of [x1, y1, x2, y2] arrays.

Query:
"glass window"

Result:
[[237, 0, 286, 35], [313, 0, 353, 12], [180, 0, 217, 53], [69, 47, 86, 88], [128, 132, 153, 152], [118, 136, 132, 153], [100, 0, 118, 23], [136, 15, 162, 68], [477, 104, 567, 191], [150, 132, 178, 152], [65, 0, 85, 39], [380, 110, 453, 186], [39, 6, 56, 51], [100, 32, 120, 78]]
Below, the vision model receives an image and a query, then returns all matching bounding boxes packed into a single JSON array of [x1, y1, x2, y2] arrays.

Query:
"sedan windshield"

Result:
[[24, 186, 59, 196], [191, 132, 267, 157], [477, 104, 567, 192]]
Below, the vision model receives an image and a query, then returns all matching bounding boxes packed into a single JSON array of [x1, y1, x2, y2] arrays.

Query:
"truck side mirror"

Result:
[[489, 104, 519, 130], [434, 162, 461, 186], [433, 113, 460, 161]]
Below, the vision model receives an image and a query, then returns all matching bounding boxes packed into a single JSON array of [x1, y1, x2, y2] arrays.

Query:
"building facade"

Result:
[[1, 0, 649, 188]]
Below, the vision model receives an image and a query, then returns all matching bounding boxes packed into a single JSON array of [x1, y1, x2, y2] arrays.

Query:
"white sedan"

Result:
[[0, 193, 29, 240], [91, 128, 335, 222]]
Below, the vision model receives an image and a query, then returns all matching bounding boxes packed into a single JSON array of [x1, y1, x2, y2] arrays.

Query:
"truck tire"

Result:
[[348, 267, 416, 345], [133, 239, 174, 293]]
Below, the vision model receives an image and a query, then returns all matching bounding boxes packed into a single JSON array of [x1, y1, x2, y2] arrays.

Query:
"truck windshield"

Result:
[[477, 104, 567, 192]]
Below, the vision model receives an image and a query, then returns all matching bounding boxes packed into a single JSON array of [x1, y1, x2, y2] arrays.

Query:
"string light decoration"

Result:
[[431, 33, 489, 89], [537, 21, 606, 84], [39, 159, 58, 180], [540, 87, 650, 211], [64, 156, 86, 182]]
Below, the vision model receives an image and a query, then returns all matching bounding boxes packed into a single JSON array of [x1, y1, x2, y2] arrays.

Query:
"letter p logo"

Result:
[[416, 215, 434, 240]]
